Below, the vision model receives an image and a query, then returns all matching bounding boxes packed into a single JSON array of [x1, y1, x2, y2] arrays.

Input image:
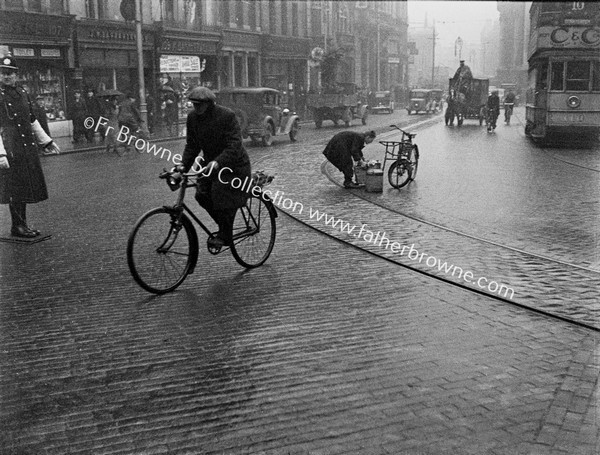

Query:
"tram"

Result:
[[525, 1, 600, 140]]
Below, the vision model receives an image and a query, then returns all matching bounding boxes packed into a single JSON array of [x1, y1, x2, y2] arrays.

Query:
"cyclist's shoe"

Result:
[[207, 233, 232, 249], [344, 182, 362, 189]]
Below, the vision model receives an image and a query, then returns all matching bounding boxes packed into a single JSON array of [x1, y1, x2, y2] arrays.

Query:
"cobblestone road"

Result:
[[0, 110, 598, 454]]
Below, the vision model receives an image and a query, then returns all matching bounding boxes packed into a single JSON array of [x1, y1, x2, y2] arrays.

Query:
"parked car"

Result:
[[215, 87, 300, 146], [370, 91, 394, 114], [407, 89, 433, 114]]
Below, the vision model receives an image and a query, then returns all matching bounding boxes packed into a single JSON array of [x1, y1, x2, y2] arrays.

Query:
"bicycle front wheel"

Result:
[[230, 195, 276, 268], [410, 144, 419, 180], [127, 207, 198, 294], [388, 159, 412, 189]]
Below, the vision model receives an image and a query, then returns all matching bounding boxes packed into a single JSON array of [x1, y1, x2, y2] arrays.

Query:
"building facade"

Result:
[[496, 1, 531, 94], [0, 0, 408, 135]]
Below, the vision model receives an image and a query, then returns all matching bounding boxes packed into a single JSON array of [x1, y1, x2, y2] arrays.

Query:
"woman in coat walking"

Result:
[[0, 54, 60, 238], [323, 130, 375, 188]]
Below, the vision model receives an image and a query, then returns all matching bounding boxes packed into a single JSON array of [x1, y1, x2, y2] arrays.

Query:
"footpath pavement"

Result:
[[0, 113, 598, 454]]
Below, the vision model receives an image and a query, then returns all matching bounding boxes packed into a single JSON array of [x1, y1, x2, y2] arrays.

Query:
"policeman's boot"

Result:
[[10, 202, 39, 238]]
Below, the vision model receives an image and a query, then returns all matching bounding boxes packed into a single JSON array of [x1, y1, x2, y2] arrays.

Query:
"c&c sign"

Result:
[[538, 26, 600, 49]]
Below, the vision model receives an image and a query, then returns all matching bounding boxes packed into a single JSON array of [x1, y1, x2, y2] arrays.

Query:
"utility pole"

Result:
[[431, 20, 436, 89], [135, 0, 148, 129], [376, 9, 380, 91]]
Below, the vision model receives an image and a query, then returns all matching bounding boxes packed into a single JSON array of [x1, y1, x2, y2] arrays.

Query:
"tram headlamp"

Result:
[[567, 96, 581, 109]]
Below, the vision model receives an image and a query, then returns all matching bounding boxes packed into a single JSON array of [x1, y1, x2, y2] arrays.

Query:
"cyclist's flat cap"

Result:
[[188, 86, 216, 102]]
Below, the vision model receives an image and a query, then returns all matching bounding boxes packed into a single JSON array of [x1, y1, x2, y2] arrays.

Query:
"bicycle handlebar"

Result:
[[389, 124, 417, 139]]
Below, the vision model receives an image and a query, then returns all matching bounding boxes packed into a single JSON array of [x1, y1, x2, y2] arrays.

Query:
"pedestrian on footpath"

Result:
[[177, 86, 251, 249], [70, 90, 88, 143], [118, 93, 142, 152], [84, 89, 103, 143], [102, 95, 121, 154], [160, 86, 179, 136], [322, 130, 375, 188], [31, 95, 53, 156], [0, 54, 60, 238]]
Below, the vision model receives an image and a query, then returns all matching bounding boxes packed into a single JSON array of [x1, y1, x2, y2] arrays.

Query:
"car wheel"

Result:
[[262, 124, 274, 146]]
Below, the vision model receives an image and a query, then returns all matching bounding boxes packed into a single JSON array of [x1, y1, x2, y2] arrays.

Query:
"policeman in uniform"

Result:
[[0, 54, 60, 238]]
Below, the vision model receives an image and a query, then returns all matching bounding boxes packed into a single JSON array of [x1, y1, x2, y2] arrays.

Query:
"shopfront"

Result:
[[262, 35, 310, 114], [0, 11, 74, 137], [76, 21, 155, 98], [158, 32, 219, 91], [220, 30, 261, 89], [157, 31, 219, 120]]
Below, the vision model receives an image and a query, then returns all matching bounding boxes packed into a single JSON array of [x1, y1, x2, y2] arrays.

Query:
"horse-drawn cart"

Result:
[[445, 78, 489, 126]]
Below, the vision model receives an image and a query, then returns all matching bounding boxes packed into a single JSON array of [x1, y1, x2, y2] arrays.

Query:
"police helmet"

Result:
[[0, 55, 18, 71]]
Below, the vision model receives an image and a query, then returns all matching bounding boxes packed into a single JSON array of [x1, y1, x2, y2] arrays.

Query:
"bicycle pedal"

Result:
[[207, 235, 226, 254]]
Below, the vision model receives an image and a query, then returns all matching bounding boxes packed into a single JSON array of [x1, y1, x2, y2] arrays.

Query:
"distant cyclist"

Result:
[[486, 90, 500, 132], [504, 90, 516, 124]]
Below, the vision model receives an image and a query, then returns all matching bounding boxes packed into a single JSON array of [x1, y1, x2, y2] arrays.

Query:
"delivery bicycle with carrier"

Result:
[[381, 124, 419, 189]]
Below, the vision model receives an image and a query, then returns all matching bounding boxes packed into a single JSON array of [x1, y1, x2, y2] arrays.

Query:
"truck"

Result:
[[306, 48, 369, 128], [307, 82, 369, 128]]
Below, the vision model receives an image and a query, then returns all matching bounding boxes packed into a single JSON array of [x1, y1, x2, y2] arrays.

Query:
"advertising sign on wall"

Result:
[[160, 55, 201, 73]]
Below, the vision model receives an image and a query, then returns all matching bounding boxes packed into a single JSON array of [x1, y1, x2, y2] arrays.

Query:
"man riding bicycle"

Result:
[[486, 90, 500, 132], [177, 86, 252, 249], [503, 90, 516, 124]]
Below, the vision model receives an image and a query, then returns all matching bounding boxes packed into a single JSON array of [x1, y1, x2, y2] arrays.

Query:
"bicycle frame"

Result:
[[165, 170, 271, 252], [381, 125, 416, 171]]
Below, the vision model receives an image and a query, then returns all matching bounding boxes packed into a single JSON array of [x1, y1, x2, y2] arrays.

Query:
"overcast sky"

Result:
[[407, 1, 501, 44]]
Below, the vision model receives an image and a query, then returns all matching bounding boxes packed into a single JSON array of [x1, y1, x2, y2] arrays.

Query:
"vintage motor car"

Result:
[[407, 89, 433, 114], [215, 87, 300, 146], [370, 91, 394, 114]]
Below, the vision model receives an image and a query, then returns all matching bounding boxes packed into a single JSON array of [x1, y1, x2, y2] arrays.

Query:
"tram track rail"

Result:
[[276, 200, 600, 334], [252, 113, 599, 333]]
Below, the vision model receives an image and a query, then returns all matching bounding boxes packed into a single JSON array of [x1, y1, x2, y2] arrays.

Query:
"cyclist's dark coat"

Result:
[[182, 103, 251, 210], [487, 93, 500, 113], [0, 84, 49, 204], [322, 131, 366, 174]]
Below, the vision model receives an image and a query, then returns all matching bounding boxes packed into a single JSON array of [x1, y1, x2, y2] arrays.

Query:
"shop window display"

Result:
[[16, 66, 66, 122]]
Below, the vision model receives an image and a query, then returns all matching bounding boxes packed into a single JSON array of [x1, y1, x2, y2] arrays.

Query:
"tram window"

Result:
[[550, 62, 563, 91], [566, 61, 590, 91], [593, 62, 600, 92], [536, 63, 548, 90]]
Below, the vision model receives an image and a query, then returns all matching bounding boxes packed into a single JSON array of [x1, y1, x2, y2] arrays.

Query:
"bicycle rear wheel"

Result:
[[230, 195, 276, 268], [387, 159, 412, 189], [127, 207, 198, 294]]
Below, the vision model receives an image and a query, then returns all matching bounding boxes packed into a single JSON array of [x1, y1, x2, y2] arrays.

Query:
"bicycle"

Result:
[[381, 124, 419, 189], [127, 168, 277, 294], [485, 107, 499, 132], [504, 102, 514, 124]]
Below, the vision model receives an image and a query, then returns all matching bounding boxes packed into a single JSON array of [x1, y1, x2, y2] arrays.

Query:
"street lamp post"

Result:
[[135, 0, 148, 129], [455, 36, 463, 61]]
